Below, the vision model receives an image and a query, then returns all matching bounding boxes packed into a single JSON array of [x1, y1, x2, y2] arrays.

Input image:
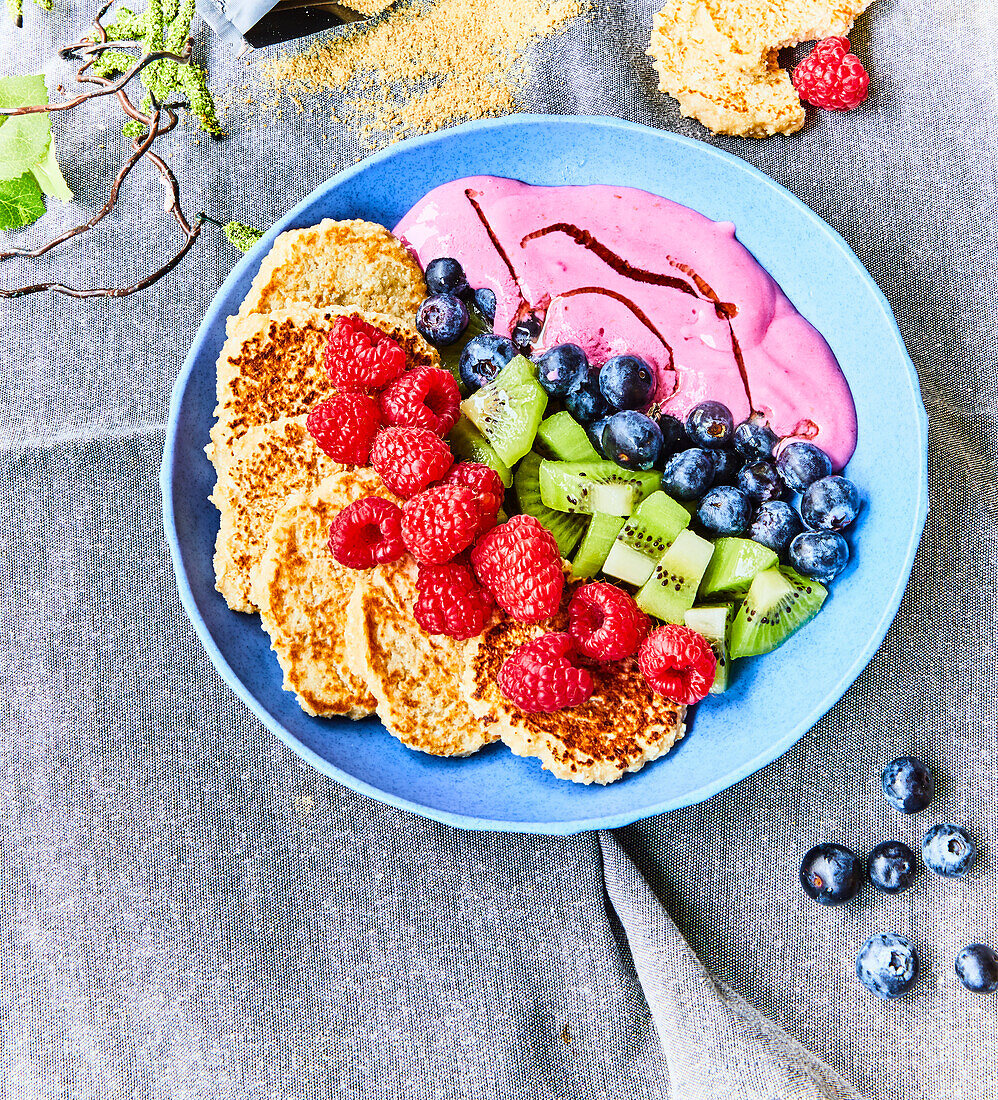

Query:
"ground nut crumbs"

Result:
[[258, 0, 587, 149]]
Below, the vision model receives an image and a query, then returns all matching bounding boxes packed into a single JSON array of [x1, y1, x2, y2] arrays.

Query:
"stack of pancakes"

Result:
[[208, 219, 687, 784]]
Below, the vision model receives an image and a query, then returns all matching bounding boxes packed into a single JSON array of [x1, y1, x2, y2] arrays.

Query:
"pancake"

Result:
[[251, 469, 396, 719], [344, 564, 498, 757], [462, 601, 687, 785], [209, 414, 343, 613], [210, 301, 440, 455], [231, 218, 427, 327], [648, 0, 873, 138]]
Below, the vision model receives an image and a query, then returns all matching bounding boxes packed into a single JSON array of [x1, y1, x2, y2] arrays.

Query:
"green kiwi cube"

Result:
[[447, 417, 513, 487], [571, 513, 627, 578], [728, 566, 827, 659], [684, 604, 734, 693], [636, 529, 715, 623], [699, 537, 778, 598], [514, 453, 586, 557], [535, 411, 601, 462], [603, 491, 692, 586], [459, 357, 547, 467], [538, 460, 659, 516]]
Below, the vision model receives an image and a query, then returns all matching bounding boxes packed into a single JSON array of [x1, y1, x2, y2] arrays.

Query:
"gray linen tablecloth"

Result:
[[4, 2, 997, 1097]]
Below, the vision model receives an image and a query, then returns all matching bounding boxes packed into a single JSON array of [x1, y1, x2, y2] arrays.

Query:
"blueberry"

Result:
[[587, 417, 611, 458], [601, 410, 663, 471], [775, 441, 832, 492], [512, 313, 543, 353], [416, 293, 469, 347], [709, 448, 741, 486], [564, 368, 608, 424], [802, 475, 861, 531], [733, 419, 777, 460], [922, 823, 976, 878], [736, 460, 784, 503], [536, 343, 589, 396], [424, 257, 469, 297], [799, 843, 863, 905], [653, 412, 693, 456], [955, 945, 998, 993], [697, 485, 752, 536], [788, 530, 849, 583], [599, 355, 656, 411], [856, 934, 918, 1000], [661, 448, 714, 501], [749, 500, 803, 555], [686, 401, 734, 448], [881, 757, 934, 814], [472, 287, 496, 324], [867, 841, 917, 894], [459, 333, 517, 390]]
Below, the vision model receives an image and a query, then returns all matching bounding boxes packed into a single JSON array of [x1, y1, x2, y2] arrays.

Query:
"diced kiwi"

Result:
[[538, 460, 660, 517], [437, 308, 490, 389], [448, 417, 513, 487], [535, 411, 601, 462], [459, 356, 547, 467], [603, 491, 691, 587], [684, 604, 734, 693], [699, 537, 778, 598], [636, 529, 715, 623], [571, 513, 627, 578], [728, 566, 827, 659], [514, 453, 586, 557]]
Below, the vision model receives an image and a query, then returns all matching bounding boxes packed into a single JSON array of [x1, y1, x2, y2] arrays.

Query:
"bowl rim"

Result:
[[161, 113, 928, 835]]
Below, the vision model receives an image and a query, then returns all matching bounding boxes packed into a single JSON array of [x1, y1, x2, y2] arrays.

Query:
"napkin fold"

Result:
[[600, 833, 868, 1100]]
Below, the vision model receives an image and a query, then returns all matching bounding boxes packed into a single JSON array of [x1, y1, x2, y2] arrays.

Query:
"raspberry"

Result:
[[327, 496, 405, 569], [379, 365, 461, 436], [323, 313, 407, 391], [369, 425, 454, 499], [471, 514, 564, 624], [306, 392, 381, 464], [441, 462, 505, 524], [792, 37, 869, 111], [497, 633, 594, 714], [637, 625, 717, 705], [413, 558, 494, 640], [401, 483, 488, 565], [568, 582, 651, 661]]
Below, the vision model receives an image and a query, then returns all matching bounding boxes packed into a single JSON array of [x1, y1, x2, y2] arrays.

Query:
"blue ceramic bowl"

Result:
[[162, 115, 927, 835]]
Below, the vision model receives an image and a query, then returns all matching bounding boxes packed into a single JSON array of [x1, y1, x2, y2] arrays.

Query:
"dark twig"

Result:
[[0, 3, 211, 299]]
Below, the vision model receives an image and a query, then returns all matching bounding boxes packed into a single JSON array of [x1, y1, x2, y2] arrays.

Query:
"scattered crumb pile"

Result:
[[259, 0, 586, 148]]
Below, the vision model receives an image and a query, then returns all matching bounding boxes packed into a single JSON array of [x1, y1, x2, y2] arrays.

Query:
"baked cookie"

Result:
[[462, 607, 687, 786], [251, 469, 395, 719], [344, 564, 498, 757], [231, 218, 427, 327], [647, 0, 874, 137]]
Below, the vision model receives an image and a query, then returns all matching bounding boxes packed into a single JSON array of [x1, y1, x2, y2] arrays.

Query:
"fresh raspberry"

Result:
[[306, 392, 381, 464], [369, 425, 453, 499], [497, 633, 594, 714], [401, 483, 487, 564], [471, 514, 564, 624], [379, 365, 461, 436], [440, 462, 505, 524], [327, 496, 404, 569], [323, 313, 407, 391], [568, 582, 651, 661], [792, 37, 869, 111], [413, 558, 494, 640], [637, 625, 717, 705]]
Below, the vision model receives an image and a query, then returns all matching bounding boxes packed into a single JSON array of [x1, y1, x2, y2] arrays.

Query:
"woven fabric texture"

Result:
[[4, 2, 997, 1098]]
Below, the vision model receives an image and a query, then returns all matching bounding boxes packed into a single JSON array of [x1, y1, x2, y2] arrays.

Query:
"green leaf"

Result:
[[0, 171, 45, 229], [224, 221, 264, 252], [0, 74, 51, 181], [30, 140, 71, 200]]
